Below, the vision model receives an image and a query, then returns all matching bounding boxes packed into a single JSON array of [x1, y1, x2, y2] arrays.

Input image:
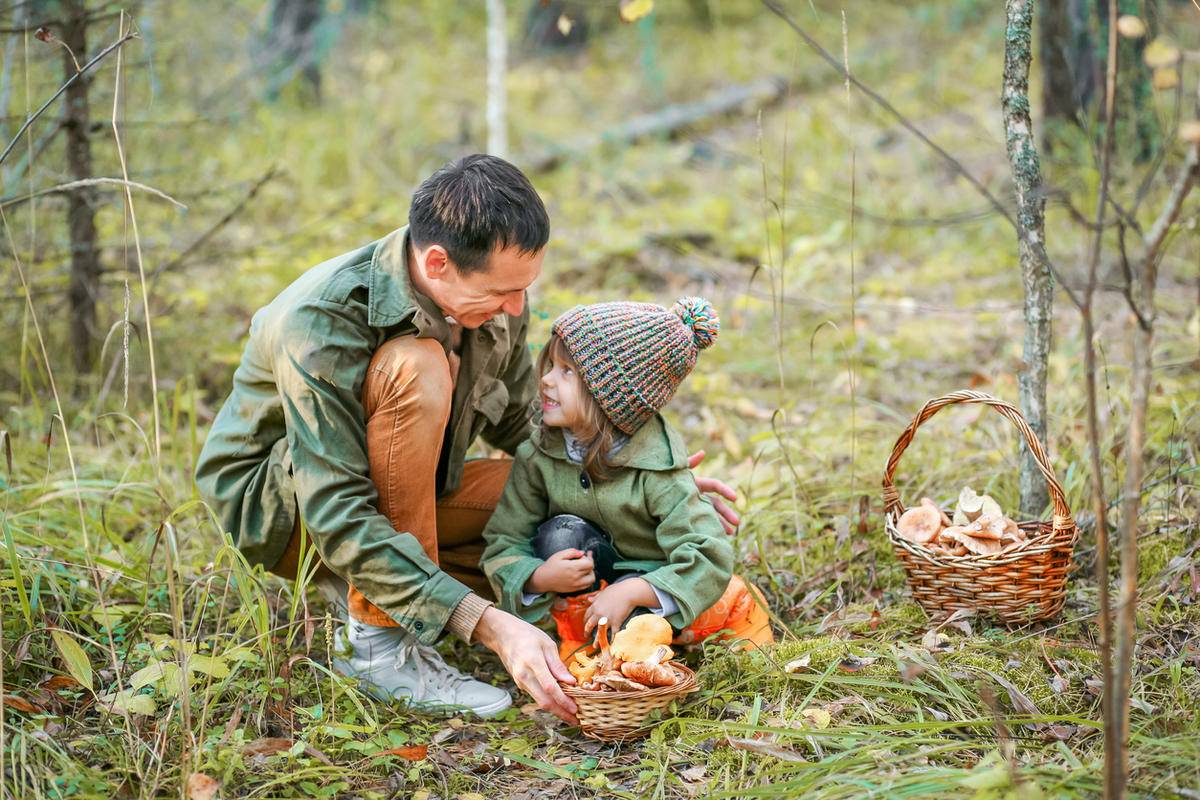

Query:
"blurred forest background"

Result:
[[0, 0, 1198, 798]]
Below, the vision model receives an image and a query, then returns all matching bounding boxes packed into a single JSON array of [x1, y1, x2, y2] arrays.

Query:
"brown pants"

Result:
[[271, 336, 512, 627]]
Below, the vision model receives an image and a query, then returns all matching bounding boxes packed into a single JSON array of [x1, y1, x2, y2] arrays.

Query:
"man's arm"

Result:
[[276, 300, 472, 645]]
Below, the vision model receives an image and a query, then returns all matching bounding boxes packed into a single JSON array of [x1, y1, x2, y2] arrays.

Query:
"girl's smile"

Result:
[[540, 352, 584, 431]]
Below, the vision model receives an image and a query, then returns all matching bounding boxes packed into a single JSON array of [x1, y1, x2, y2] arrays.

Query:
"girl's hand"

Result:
[[583, 579, 659, 636], [526, 549, 595, 594]]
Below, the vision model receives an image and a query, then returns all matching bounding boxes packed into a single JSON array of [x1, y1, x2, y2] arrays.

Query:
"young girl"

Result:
[[481, 297, 773, 660]]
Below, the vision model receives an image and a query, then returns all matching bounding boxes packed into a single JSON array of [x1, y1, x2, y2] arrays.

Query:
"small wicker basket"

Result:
[[882, 390, 1079, 625], [563, 664, 698, 742]]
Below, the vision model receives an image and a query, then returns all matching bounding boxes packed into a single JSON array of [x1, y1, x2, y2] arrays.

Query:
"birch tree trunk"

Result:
[[487, 0, 508, 160], [1002, 0, 1053, 518]]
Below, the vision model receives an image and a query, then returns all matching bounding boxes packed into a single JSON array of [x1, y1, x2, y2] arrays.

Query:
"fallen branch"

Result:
[[525, 77, 788, 172]]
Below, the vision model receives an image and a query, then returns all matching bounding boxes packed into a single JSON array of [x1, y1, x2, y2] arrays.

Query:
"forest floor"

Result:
[[1, 1, 1198, 798]]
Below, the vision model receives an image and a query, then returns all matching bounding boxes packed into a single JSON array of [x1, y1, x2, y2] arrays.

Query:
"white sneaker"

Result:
[[331, 623, 512, 718]]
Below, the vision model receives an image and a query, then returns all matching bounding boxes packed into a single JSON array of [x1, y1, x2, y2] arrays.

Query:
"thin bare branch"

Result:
[[761, 0, 1015, 229], [0, 29, 137, 167], [0, 176, 187, 210]]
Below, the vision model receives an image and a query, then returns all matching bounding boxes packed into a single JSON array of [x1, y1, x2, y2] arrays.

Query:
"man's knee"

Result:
[[364, 336, 452, 419]]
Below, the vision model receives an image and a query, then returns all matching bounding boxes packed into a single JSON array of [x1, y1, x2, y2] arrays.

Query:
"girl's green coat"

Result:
[[480, 414, 734, 630]]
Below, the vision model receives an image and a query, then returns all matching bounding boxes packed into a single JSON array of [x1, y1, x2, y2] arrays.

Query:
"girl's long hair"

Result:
[[537, 333, 621, 480]]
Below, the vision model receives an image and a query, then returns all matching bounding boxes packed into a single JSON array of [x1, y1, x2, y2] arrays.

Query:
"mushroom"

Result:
[[942, 527, 1002, 556], [920, 497, 954, 528], [610, 615, 674, 663], [567, 650, 600, 684], [590, 673, 649, 692], [897, 505, 942, 544], [619, 644, 678, 687], [968, 514, 1006, 541], [956, 486, 1004, 524]]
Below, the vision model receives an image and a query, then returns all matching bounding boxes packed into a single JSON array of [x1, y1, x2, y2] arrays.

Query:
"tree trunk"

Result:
[[1096, 0, 1160, 162], [487, 0, 508, 159], [62, 0, 101, 376], [1003, 0, 1053, 519], [1038, 0, 1097, 150]]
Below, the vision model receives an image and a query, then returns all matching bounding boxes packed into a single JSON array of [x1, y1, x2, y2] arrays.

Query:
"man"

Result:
[[195, 154, 738, 724]]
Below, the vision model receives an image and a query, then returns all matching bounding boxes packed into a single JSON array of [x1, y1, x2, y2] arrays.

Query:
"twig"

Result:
[[0, 176, 187, 210], [148, 166, 280, 283], [1083, 4, 1118, 796], [0, 29, 137, 167], [760, 0, 1015, 229]]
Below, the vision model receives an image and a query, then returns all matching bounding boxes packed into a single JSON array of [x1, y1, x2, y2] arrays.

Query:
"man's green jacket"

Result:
[[195, 227, 535, 644]]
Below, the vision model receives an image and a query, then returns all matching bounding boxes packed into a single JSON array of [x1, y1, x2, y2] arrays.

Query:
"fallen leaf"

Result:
[[186, 773, 219, 800], [1, 694, 43, 714], [899, 661, 926, 684], [98, 689, 156, 716], [726, 737, 807, 762], [447, 716, 466, 730], [921, 628, 950, 652], [1084, 677, 1104, 697], [838, 656, 877, 673], [1049, 675, 1068, 694], [41, 675, 81, 692], [800, 707, 832, 729], [924, 706, 950, 722], [518, 702, 540, 716], [680, 764, 707, 782], [783, 654, 811, 673], [374, 744, 428, 761], [1042, 724, 1077, 741], [243, 737, 293, 757], [50, 630, 93, 692]]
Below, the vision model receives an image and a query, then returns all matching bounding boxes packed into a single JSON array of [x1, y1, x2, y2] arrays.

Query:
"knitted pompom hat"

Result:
[[552, 296, 719, 435]]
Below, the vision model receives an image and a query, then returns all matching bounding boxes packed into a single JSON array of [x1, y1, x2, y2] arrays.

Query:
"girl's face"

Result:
[[540, 348, 587, 431]]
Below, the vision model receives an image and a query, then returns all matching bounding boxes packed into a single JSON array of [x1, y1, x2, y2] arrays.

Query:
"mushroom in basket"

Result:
[[564, 615, 682, 691]]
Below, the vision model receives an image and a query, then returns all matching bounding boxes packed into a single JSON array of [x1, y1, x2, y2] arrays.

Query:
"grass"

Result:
[[2, 0, 1200, 797]]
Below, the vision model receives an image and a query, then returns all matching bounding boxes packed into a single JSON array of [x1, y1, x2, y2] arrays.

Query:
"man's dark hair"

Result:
[[408, 154, 550, 274]]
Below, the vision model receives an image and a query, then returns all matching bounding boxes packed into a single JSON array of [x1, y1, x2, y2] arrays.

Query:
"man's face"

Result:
[[414, 243, 544, 329]]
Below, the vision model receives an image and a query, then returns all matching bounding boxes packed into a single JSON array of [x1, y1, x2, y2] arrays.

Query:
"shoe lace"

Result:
[[393, 641, 472, 700]]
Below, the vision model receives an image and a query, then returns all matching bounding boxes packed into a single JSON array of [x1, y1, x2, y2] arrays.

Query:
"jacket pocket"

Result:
[[473, 377, 509, 427]]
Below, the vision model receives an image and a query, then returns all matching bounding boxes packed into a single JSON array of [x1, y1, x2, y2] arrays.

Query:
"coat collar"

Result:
[[531, 413, 689, 471], [368, 225, 511, 345]]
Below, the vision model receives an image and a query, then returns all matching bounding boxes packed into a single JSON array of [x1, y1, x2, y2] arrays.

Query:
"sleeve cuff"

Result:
[[649, 585, 680, 618], [446, 592, 494, 644]]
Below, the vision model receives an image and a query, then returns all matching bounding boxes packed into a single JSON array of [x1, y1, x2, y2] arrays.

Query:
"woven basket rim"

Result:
[[562, 663, 697, 700], [884, 511, 1079, 568]]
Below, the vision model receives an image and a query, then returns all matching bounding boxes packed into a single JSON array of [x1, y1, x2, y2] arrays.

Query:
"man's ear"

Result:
[[423, 245, 451, 279]]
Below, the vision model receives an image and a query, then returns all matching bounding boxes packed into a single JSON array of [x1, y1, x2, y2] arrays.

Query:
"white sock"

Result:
[[346, 618, 408, 661]]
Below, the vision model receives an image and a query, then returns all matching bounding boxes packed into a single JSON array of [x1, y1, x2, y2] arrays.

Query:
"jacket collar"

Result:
[[531, 413, 689, 471], [368, 225, 511, 345]]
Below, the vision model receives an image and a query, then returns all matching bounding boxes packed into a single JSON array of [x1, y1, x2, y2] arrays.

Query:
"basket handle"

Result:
[[881, 390, 1074, 535]]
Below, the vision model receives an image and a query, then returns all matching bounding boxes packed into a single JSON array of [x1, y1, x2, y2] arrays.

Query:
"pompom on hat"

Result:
[[552, 296, 719, 435]]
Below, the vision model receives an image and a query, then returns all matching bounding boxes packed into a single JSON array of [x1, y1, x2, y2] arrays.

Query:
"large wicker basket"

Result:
[[563, 664, 698, 742], [882, 390, 1079, 625]]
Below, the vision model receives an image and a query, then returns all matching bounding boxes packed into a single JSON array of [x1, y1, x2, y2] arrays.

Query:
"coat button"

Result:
[[579, 472, 590, 490], [413, 621, 424, 631]]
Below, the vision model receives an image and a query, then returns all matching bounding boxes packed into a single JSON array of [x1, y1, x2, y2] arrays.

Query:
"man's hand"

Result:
[[583, 578, 657, 636], [688, 449, 740, 534], [472, 606, 578, 725], [526, 549, 595, 594]]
